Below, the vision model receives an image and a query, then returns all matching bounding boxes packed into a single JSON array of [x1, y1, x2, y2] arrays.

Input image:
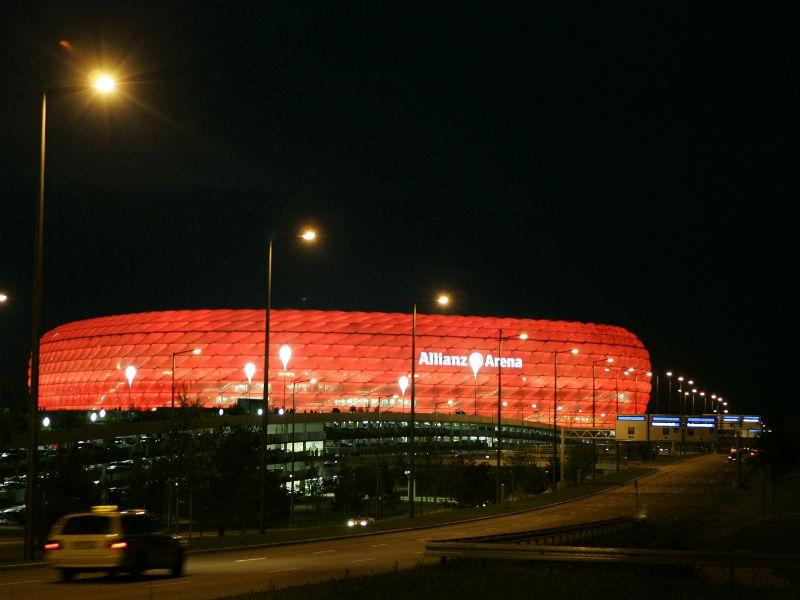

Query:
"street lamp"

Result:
[[171, 348, 201, 409], [552, 348, 579, 492], [408, 293, 449, 519], [590, 357, 613, 481], [26, 72, 116, 560], [591, 357, 614, 428], [665, 371, 673, 413], [288, 376, 316, 526], [495, 330, 527, 504], [259, 228, 317, 534], [625, 368, 652, 413]]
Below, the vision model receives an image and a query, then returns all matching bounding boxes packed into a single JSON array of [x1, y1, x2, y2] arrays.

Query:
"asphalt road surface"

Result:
[[0, 454, 732, 600]]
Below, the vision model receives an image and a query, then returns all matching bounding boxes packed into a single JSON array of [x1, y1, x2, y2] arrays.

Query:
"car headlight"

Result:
[[347, 519, 355, 527], [360, 519, 367, 527]]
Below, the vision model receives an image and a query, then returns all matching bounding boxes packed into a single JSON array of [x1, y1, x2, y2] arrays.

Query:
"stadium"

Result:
[[37, 309, 651, 428]]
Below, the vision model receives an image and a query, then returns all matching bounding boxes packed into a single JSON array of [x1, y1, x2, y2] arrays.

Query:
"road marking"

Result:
[[351, 558, 375, 563], [451, 531, 466, 535], [269, 568, 300, 573], [370, 543, 388, 547], [150, 580, 189, 588], [313, 549, 336, 554], [416, 537, 431, 541], [235, 557, 266, 562], [0, 579, 42, 587]]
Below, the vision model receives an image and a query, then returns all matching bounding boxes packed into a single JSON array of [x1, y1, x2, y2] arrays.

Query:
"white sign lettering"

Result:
[[418, 351, 523, 369]]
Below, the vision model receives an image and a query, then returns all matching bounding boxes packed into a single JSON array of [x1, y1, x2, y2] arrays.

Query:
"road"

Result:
[[0, 454, 732, 600]]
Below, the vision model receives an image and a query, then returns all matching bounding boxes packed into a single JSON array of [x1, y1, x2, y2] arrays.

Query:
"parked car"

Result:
[[44, 505, 186, 580]]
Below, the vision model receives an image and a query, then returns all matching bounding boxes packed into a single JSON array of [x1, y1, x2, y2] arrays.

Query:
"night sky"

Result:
[[0, 3, 795, 416]]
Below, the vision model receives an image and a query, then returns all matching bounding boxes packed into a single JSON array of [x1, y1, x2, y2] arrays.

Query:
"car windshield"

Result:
[[121, 514, 158, 534], [62, 515, 111, 535]]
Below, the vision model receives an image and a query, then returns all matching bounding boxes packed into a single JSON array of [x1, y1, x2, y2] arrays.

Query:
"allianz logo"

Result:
[[418, 351, 523, 370]]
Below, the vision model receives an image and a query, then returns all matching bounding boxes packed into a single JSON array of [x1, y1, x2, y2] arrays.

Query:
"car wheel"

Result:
[[60, 568, 76, 582], [130, 551, 147, 577], [170, 549, 184, 577]]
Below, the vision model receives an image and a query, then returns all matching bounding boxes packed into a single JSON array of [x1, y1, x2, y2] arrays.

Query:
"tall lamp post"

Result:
[[626, 368, 652, 413], [408, 294, 449, 519], [495, 330, 528, 504], [171, 348, 201, 409], [288, 376, 316, 526], [591, 357, 613, 480], [25, 73, 116, 560], [665, 371, 673, 413], [591, 358, 614, 428], [259, 228, 316, 534], [552, 348, 579, 492]]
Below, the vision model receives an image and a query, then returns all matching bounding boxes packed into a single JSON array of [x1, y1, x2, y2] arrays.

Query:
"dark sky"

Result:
[[0, 2, 795, 416]]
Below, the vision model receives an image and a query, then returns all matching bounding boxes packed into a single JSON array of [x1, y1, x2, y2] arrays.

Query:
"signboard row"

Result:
[[615, 414, 761, 442]]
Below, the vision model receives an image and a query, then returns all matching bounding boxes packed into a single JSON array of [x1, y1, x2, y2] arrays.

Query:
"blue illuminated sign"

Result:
[[650, 416, 680, 426], [617, 415, 646, 422], [743, 416, 760, 423], [687, 417, 716, 429], [723, 415, 740, 423]]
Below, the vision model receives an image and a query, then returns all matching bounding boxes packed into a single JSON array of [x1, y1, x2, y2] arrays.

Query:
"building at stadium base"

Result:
[[38, 308, 652, 429]]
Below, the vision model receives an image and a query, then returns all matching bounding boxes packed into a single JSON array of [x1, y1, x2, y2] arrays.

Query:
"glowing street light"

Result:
[[408, 293, 449, 518], [171, 348, 201, 409], [553, 348, 579, 492], [91, 73, 116, 93], [260, 228, 317, 534], [26, 71, 119, 560], [495, 330, 528, 503]]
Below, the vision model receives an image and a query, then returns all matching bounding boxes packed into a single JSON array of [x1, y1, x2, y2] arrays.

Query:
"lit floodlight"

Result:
[[192, 348, 201, 355], [257, 408, 263, 416], [218, 408, 224, 416], [468, 352, 483, 378], [437, 294, 450, 306], [42, 416, 50, 428], [90, 412, 97, 422], [570, 348, 579, 355], [519, 332, 528, 340], [301, 229, 317, 241], [99, 409, 106, 418], [0, 293, 7, 303], [244, 362, 256, 385], [398, 375, 408, 396], [125, 365, 136, 387], [279, 345, 292, 371]]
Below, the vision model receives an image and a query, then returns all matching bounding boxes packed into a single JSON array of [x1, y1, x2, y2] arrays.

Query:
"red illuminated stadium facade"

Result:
[[38, 309, 651, 428]]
